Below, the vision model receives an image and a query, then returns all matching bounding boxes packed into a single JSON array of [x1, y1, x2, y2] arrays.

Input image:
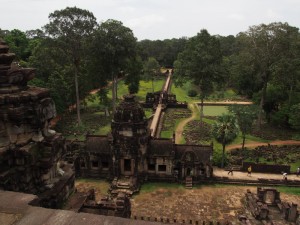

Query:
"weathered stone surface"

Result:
[[0, 38, 74, 207]]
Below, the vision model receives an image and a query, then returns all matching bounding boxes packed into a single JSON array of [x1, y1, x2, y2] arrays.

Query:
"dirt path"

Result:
[[175, 103, 198, 144], [227, 140, 300, 150]]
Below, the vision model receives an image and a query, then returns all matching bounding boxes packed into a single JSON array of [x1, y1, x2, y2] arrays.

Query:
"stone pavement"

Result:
[[213, 167, 300, 182], [0, 190, 163, 225]]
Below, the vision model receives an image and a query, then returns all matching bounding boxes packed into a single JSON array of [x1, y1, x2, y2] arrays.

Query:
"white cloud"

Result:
[[117, 6, 136, 14], [266, 9, 281, 20], [126, 14, 166, 29], [228, 14, 244, 21]]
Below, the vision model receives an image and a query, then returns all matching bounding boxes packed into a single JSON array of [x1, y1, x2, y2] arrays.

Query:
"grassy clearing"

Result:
[[138, 182, 184, 194], [229, 133, 270, 146], [161, 130, 173, 138], [171, 82, 199, 103], [277, 186, 300, 196], [203, 106, 228, 117]]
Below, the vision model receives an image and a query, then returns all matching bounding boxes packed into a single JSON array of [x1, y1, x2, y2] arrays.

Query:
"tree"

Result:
[[4, 29, 30, 61], [289, 103, 300, 130], [124, 57, 143, 94], [212, 114, 239, 168], [44, 7, 97, 125], [89, 19, 137, 113], [236, 22, 296, 127], [228, 105, 258, 150], [174, 29, 222, 123], [143, 57, 160, 92]]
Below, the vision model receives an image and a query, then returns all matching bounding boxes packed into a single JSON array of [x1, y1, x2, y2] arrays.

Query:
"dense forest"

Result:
[[1, 6, 299, 131]]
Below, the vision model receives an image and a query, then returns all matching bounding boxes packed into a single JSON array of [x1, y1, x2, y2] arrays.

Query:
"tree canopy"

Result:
[[44, 6, 97, 125], [174, 29, 223, 122]]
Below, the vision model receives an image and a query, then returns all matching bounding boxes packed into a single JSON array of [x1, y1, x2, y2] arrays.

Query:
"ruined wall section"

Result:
[[0, 39, 66, 193]]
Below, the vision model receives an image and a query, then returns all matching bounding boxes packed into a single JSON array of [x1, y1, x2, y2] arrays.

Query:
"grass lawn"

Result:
[[229, 133, 270, 146], [203, 106, 228, 117], [277, 186, 300, 196], [170, 81, 199, 103], [138, 182, 184, 194]]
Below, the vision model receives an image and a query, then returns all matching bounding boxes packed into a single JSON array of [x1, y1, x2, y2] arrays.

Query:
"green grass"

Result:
[[203, 106, 228, 117], [94, 124, 111, 135], [139, 182, 184, 194], [144, 108, 154, 119], [277, 186, 300, 196], [230, 133, 270, 146], [161, 130, 173, 138], [289, 160, 300, 172], [171, 81, 199, 103], [202, 118, 215, 125]]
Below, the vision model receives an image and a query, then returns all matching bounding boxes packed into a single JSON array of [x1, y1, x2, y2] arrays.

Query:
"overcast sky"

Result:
[[1, 0, 300, 40]]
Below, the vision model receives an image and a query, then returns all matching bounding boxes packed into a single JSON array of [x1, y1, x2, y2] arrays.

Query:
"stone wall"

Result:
[[0, 39, 74, 205], [242, 162, 290, 174]]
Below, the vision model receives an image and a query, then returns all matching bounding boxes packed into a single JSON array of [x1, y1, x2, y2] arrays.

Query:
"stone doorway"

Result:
[[121, 159, 134, 176], [124, 159, 131, 172], [265, 190, 275, 204], [186, 167, 192, 176]]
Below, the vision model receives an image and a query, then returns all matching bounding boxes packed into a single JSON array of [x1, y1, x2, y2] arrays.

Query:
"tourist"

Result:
[[247, 166, 252, 176], [282, 172, 288, 181], [228, 166, 233, 176], [297, 167, 300, 177]]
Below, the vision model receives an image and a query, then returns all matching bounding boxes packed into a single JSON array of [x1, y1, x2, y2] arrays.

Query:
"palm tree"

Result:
[[212, 113, 239, 168]]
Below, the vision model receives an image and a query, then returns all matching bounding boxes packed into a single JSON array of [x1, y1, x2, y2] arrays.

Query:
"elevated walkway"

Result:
[[211, 167, 300, 187]]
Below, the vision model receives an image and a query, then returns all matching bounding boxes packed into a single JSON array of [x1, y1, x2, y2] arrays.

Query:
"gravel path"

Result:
[[175, 103, 197, 144], [227, 140, 300, 150]]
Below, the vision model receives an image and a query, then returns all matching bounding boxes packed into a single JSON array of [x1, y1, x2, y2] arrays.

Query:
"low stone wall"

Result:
[[242, 162, 290, 174], [131, 215, 232, 225]]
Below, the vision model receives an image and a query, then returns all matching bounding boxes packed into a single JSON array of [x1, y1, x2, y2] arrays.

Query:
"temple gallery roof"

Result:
[[176, 145, 212, 163], [86, 135, 111, 154]]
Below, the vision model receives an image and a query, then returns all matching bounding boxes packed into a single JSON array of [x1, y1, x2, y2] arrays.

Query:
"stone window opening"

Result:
[[92, 161, 99, 168], [158, 165, 167, 172], [80, 160, 86, 168], [102, 161, 109, 170], [148, 163, 155, 171]]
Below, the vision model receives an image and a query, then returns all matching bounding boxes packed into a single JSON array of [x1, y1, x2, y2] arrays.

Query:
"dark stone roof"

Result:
[[175, 144, 212, 163], [86, 135, 111, 154], [149, 138, 174, 156]]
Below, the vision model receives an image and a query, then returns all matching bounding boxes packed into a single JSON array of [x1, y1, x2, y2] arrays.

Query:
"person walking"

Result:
[[282, 172, 288, 181], [297, 167, 300, 177], [247, 166, 252, 177], [228, 166, 233, 176]]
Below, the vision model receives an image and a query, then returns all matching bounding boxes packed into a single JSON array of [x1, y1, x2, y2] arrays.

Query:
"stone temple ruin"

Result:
[[0, 39, 74, 207], [0, 38, 214, 222], [68, 94, 213, 194], [244, 187, 300, 224]]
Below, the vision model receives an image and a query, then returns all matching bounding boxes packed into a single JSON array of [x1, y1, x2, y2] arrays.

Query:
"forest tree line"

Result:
[[0, 7, 299, 130]]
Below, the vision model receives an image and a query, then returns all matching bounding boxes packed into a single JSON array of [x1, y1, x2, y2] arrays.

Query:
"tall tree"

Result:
[[174, 29, 222, 123], [44, 7, 97, 125], [228, 105, 258, 150], [143, 57, 160, 92], [89, 19, 137, 113], [4, 29, 30, 61], [237, 22, 296, 127], [124, 56, 143, 94], [212, 114, 239, 168]]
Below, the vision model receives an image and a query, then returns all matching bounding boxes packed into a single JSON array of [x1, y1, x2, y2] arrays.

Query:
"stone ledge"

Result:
[[0, 191, 162, 225]]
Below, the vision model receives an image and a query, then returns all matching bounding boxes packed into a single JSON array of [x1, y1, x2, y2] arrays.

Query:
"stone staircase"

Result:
[[185, 176, 193, 189], [109, 177, 140, 197]]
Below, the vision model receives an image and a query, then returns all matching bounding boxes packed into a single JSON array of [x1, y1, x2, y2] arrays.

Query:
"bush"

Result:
[[187, 89, 197, 97]]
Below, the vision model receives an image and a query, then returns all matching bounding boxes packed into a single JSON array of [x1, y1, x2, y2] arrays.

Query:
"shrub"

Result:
[[187, 89, 197, 97]]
